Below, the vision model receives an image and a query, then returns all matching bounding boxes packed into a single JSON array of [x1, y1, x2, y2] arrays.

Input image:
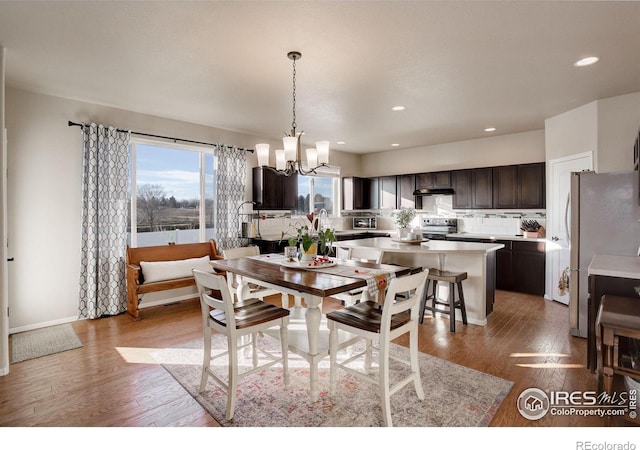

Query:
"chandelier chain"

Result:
[[291, 56, 297, 133]]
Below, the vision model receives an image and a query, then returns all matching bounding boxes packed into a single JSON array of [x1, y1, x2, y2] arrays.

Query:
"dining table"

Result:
[[209, 253, 418, 401]]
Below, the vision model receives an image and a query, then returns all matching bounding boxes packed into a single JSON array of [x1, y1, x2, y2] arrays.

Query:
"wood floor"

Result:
[[0, 290, 634, 427]]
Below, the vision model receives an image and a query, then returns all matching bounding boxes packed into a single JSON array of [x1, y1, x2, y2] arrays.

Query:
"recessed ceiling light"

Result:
[[484, 127, 496, 132], [392, 106, 405, 111], [391, 143, 400, 147], [574, 56, 599, 67], [337, 141, 346, 145]]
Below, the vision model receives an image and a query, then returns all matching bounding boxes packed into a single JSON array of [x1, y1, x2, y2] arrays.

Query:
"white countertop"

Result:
[[588, 254, 640, 280], [446, 232, 547, 242], [334, 237, 504, 254]]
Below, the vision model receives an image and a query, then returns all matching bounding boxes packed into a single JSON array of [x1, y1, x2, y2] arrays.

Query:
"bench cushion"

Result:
[[140, 255, 214, 283]]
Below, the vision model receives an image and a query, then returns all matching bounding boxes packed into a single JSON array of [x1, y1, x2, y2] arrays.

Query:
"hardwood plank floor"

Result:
[[1, 290, 635, 428]]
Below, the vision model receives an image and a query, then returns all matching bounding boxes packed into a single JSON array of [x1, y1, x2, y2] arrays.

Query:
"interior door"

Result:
[[547, 152, 592, 305]]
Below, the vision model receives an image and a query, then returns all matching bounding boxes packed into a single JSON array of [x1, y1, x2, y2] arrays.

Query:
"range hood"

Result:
[[413, 187, 455, 196]]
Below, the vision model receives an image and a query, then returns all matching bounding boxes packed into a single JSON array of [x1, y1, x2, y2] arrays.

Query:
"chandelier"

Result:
[[255, 51, 330, 176]]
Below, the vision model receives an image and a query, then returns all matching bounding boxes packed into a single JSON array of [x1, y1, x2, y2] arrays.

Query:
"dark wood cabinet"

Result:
[[446, 237, 544, 295], [397, 174, 416, 209], [252, 167, 298, 210], [415, 171, 451, 189], [452, 169, 472, 209], [495, 240, 513, 291], [518, 163, 545, 209], [492, 166, 519, 209], [452, 168, 492, 209], [511, 241, 546, 295], [492, 163, 545, 209], [472, 167, 493, 209]]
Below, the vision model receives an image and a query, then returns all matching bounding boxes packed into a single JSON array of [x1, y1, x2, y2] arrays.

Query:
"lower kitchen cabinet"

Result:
[[511, 241, 546, 295], [447, 236, 545, 295]]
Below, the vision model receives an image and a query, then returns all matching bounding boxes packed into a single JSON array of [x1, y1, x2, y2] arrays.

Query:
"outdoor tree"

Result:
[[137, 184, 166, 231]]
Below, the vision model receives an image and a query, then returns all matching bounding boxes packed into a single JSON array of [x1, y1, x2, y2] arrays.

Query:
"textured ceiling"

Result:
[[1, 1, 639, 154]]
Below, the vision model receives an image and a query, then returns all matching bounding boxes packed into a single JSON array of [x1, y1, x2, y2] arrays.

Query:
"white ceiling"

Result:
[[1, 1, 639, 154]]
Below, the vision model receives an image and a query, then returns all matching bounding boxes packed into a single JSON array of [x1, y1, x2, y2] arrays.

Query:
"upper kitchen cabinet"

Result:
[[452, 168, 493, 209], [379, 175, 398, 209], [252, 167, 298, 210], [343, 176, 372, 210], [397, 174, 416, 209], [518, 163, 545, 209], [415, 171, 452, 189], [493, 163, 545, 209]]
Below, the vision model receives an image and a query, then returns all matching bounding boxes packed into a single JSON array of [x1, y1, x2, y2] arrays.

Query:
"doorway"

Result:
[[546, 152, 593, 305]]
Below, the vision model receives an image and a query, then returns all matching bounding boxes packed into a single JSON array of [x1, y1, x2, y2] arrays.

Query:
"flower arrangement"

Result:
[[281, 210, 336, 257], [394, 208, 417, 228]]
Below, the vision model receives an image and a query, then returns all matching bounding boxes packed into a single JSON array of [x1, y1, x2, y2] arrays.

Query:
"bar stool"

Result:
[[419, 269, 468, 332]]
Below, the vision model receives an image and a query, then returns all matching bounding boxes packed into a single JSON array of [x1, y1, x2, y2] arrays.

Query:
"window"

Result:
[[128, 139, 215, 247], [295, 166, 341, 215]]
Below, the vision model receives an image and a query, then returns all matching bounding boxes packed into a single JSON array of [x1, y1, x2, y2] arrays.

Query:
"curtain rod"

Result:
[[67, 121, 254, 153]]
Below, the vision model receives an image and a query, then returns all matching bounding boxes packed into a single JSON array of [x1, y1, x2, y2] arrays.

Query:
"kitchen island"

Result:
[[334, 237, 504, 326]]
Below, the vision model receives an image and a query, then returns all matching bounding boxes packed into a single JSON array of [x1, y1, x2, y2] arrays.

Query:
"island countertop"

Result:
[[588, 254, 640, 280], [333, 237, 504, 327], [334, 237, 504, 254]]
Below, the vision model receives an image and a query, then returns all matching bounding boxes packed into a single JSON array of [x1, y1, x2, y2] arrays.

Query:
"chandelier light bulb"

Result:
[[255, 143, 270, 167], [306, 148, 318, 168], [316, 141, 330, 165]]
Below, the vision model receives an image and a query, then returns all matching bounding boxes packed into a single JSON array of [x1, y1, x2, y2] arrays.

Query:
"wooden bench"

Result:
[[126, 240, 223, 320]]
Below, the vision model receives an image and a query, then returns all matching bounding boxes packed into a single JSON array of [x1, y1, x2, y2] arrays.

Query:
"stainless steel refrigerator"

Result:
[[569, 170, 640, 337]]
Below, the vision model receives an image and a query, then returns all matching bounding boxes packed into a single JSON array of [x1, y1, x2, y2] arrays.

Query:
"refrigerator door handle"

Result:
[[564, 192, 571, 242]]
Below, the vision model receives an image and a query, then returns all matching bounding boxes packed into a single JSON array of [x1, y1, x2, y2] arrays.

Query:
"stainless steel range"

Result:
[[421, 217, 457, 240]]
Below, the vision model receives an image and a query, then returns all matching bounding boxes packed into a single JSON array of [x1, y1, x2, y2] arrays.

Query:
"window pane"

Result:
[[135, 144, 201, 246], [297, 175, 311, 214], [312, 177, 334, 215]]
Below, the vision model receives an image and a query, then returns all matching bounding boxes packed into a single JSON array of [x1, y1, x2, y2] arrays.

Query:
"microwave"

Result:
[[353, 217, 377, 230]]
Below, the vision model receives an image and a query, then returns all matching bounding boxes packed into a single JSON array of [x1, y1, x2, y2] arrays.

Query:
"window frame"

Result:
[[128, 137, 215, 247]]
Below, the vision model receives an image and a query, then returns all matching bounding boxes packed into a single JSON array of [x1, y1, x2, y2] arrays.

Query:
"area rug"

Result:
[[10, 323, 82, 363], [159, 335, 513, 427]]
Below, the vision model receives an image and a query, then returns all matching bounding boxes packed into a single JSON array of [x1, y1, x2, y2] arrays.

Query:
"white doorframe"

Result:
[[0, 46, 8, 376], [545, 151, 593, 304]]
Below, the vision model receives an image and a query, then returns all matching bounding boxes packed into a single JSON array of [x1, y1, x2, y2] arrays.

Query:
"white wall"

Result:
[[598, 92, 640, 173], [360, 129, 545, 177], [544, 101, 598, 167], [545, 93, 640, 172]]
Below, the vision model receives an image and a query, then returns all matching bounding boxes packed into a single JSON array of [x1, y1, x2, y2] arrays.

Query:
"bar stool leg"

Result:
[[448, 282, 456, 333], [457, 281, 468, 325], [419, 279, 431, 324], [431, 280, 438, 318]]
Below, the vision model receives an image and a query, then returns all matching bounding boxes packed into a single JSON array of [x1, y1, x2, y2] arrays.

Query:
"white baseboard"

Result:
[[139, 293, 198, 309], [9, 315, 80, 335]]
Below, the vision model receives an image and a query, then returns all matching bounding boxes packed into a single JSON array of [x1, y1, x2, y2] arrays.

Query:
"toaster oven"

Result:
[[353, 216, 377, 230]]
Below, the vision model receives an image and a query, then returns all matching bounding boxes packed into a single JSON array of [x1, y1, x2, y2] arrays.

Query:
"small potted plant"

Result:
[[281, 211, 335, 260], [394, 208, 417, 239]]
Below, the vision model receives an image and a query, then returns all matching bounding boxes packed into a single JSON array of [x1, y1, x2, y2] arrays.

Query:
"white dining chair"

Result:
[[334, 247, 385, 305], [327, 269, 428, 427], [192, 269, 290, 421], [222, 245, 289, 308]]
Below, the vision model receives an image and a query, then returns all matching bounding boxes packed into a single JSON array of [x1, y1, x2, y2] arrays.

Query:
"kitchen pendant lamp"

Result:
[[255, 51, 330, 176]]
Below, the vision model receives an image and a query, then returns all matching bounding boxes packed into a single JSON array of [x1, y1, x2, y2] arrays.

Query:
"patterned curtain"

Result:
[[78, 123, 131, 318], [215, 145, 246, 250]]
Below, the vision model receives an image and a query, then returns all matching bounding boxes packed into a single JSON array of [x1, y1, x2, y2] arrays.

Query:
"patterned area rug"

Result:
[[160, 334, 513, 427], [10, 323, 82, 363]]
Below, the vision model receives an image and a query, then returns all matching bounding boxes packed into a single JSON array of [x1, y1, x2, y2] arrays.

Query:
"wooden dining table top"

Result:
[[210, 254, 417, 298]]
